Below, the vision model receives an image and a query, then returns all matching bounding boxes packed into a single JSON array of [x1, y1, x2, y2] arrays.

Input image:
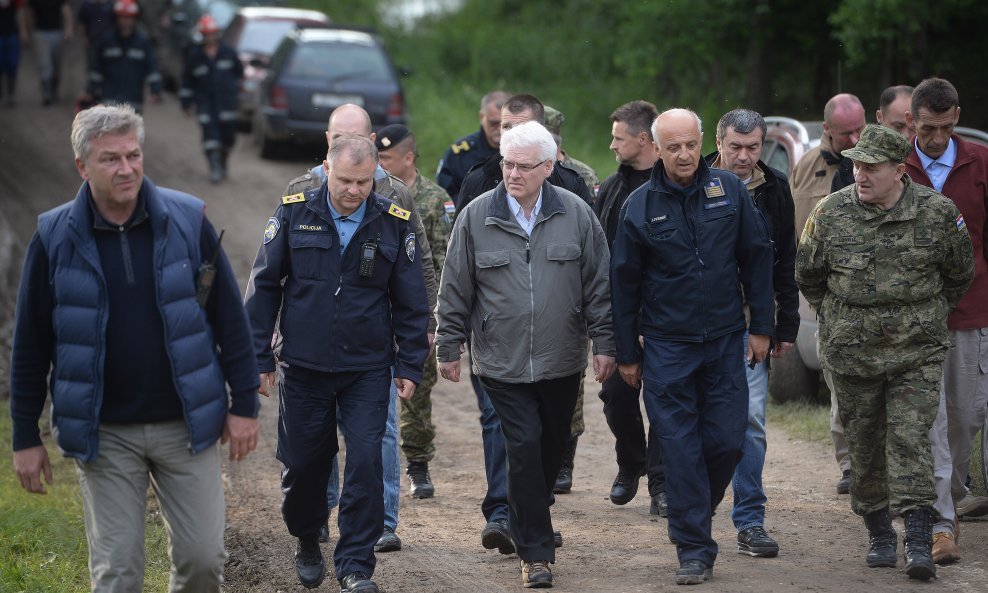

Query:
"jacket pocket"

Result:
[[476, 250, 510, 269], [546, 243, 581, 263], [289, 232, 334, 280], [356, 242, 398, 288]]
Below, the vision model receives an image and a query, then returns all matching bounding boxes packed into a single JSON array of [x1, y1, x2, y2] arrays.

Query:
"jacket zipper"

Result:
[[526, 240, 534, 381]]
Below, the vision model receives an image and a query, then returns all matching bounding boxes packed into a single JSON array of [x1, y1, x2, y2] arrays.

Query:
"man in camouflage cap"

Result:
[[796, 124, 974, 581], [376, 124, 453, 500]]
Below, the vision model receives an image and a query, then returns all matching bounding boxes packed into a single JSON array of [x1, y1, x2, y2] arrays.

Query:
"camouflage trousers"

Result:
[[570, 376, 585, 438], [831, 360, 941, 517], [400, 356, 438, 463]]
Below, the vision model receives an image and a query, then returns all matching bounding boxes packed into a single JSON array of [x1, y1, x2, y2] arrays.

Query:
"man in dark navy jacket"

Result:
[[10, 104, 259, 592], [610, 108, 774, 586], [245, 134, 429, 593]]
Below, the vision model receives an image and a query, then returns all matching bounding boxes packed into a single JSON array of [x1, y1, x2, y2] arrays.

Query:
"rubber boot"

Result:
[[553, 435, 578, 494], [903, 507, 937, 580], [207, 149, 223, 184], [863, 507, 897, 567], [220, 146, 230, 180]]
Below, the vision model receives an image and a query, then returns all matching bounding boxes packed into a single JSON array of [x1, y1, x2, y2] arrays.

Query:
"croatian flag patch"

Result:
[[957, 214, 967, 231]]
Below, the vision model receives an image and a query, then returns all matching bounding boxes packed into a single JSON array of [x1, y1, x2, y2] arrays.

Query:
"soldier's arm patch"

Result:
[[956, 214, 967, 231], [282, 192, 306, 205], [404, 233, 416, 261], [263, 217, 280, 244], [388, 203, 411, 220]]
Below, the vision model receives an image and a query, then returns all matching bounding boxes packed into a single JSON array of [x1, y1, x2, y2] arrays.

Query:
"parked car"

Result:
[[253, 27, 408, 158], [768, 119, 988, 405], [222, 6, 332, 127]]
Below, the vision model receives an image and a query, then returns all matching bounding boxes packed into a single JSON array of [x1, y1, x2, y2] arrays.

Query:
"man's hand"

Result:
[[771, 341, 795, 358], [13, 446, 53, 494], [221, 414, 259, 461], [258, 372, 276, 397], [394, 377, 417, 401], [439, 359, 461, 382], [747, 334, 771, 365], [593, 354, 616, 383], [618, 362, 642, 389]]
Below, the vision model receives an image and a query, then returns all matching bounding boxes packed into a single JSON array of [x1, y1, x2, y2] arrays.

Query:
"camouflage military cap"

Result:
[[543, 106, 565, 136], [375, 124, 411, 151], [842, 124, 911, 164]]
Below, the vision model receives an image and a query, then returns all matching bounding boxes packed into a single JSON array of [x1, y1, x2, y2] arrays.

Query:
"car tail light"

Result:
[[387, 92, 405, 119], [269, 85, 288, 110]]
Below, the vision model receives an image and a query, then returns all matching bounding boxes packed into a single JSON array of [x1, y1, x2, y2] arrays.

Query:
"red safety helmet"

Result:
[[113, 0, 139, 17], [198, 14, 220, 35]]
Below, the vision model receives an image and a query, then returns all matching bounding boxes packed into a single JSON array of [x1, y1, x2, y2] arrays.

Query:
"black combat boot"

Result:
[[903, 507, 937, 580], [863, 507, 897, 568], [553, 436, 578, 494], [406, 461, 435, 499], [207, 149, 223, 184], [220, 146, 231, 179]]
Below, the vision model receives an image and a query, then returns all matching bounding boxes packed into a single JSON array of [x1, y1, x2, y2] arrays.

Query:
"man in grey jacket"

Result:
[[436, 121, 615, 589]]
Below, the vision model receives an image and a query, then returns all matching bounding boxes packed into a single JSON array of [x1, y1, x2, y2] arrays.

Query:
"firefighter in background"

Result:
[[179, 14, 241, 183], [82, 0, 161, 113]]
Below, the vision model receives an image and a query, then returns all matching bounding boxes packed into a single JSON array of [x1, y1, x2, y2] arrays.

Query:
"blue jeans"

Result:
[[327, 371, 400, 531], [731, 332, 769, 531], [472, 371, 510, 524]]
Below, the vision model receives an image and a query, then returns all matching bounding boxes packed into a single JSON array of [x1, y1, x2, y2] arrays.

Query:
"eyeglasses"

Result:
[[500, 159, 547, 173]]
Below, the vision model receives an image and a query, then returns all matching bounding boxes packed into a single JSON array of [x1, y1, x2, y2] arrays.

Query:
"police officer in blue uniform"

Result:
[[610, 109, 774, 586], [244, 135, 429, 593], [179, 14, 243, 183], [435, 89, 510, 199]]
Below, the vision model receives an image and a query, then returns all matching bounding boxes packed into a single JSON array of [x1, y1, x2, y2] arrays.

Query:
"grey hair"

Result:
[[71, 104, 145, 161], [499, 121, 556, 163], [716, 108, 767, 141], [480, 89, 511, 112], [651, 108, 703, 142], [327, 134, 379, 166]]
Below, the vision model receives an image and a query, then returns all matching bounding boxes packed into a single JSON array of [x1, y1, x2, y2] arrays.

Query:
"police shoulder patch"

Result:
[[263, 217, 280, 244], [388, 203, 411, 220], [282, 192, 306, 205], [450, 140, 470, 155], [404, 233, 416, 262]]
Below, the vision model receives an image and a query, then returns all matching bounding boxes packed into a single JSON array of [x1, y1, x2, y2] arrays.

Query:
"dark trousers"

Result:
[[471, 371, 510, 523], [598, 371, 666, 495], [277, 365, 391, 580], [481, 373, 582, 563], [642, 331, 747, 567]]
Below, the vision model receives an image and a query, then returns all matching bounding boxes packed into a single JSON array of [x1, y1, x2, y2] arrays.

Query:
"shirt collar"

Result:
[[915, 136, 957, 170], [328, 197, 368, 224], [505, 189, 543, 220]]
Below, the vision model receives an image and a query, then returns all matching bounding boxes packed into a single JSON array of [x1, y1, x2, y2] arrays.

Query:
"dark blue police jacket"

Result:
[[245, 184, 429, 384], [609, 158, 775, 364]]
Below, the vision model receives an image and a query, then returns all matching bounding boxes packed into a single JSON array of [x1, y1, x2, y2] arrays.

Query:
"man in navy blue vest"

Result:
[[9, 104, 260, 592]]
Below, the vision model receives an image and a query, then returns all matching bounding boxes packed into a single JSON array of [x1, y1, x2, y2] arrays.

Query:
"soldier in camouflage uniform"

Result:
[[545, 106, 600, 199], [375, 124, 454, 500], [796, 125, 974, 581]]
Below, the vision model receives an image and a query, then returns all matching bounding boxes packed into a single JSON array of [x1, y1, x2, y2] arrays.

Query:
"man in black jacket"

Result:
[[456, 94, 593, 211], [705, 108, 799, 559], [593, 100, 669, 515]]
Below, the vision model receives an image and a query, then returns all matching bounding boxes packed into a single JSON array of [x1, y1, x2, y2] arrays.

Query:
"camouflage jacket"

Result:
[[560, 152, 599, 200], [284, 165, 438, 333], [795, 176, 974, 376], [410, 170, 454, 274]]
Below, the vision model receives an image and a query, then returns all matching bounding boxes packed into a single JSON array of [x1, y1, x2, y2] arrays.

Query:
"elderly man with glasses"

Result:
[[436, 121, 615, 589]]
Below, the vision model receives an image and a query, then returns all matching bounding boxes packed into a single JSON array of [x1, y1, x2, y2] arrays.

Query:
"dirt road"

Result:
[[1, 42, 986, 593]]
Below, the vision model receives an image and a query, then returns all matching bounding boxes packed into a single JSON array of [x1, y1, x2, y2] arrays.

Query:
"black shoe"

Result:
[[737, 526, 779, 558], [318, 512, 332, 544], [553, 530, 562, 548], [650, 492, 668, 517], [294, 536, 326, 589], [609, 470, 643, 505], [520, 559, 553, 588], [553, 436, 578, 494], [863, 507, 897, 568], [675, 559, 712, 585], [903, 508, 937, 580], [374, 526, 402, 553], [407, 461, 435, 499], [340, 572, 380, 593], [836, 470, 850, 495], [481, 520, 515, 554]]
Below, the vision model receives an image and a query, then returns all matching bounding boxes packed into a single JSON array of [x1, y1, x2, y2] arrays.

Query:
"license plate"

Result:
[[311, 94, 364, 108]]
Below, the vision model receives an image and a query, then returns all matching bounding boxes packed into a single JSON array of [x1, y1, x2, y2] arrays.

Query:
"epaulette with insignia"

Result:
[[388, 203, 411, 220], [450, 140, 471, 155], [282, 192, 306, 205]]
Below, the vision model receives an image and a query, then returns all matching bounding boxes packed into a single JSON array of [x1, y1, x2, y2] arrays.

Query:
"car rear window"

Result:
[[239, 21, 306, 55], [284, 41, 393, 82]]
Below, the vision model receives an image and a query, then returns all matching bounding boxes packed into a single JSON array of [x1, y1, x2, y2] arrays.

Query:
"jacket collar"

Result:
[[906, 133, 978, 176], [306, 181, 384, 228], [647, 156, 713, 193], [848, 174, 918, 221]]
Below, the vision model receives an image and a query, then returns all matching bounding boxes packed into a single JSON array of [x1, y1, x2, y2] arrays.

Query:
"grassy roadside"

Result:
[[0, 400, 170, 592], [766, 399, 831, 444]]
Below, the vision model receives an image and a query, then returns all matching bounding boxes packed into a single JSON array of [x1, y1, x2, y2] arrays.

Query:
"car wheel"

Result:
[[768, 348, 821, 405], [253, 114, 280, 159]]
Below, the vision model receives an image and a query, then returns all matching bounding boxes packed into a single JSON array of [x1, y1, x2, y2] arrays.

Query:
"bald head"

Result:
[[327, 104, 373, 143], [652, 108, 704, 186], [823, 93, 865, 153]]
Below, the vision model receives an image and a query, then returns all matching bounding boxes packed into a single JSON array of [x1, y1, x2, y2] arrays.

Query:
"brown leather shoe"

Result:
[[932, 532, 960, 565]]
